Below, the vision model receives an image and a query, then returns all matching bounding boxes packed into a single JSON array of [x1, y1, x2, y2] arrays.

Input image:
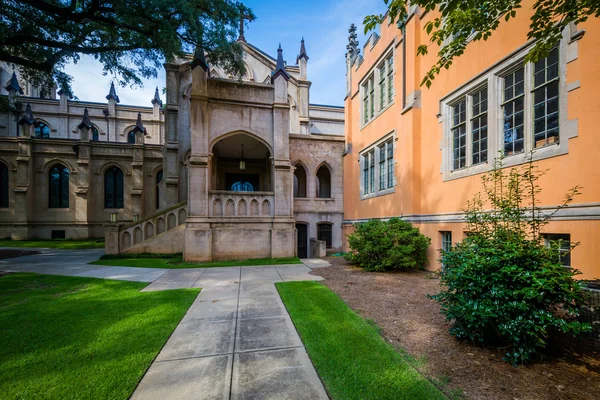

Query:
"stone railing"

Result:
[[209, 190, 274, 217], [105, 201, 187, 254]]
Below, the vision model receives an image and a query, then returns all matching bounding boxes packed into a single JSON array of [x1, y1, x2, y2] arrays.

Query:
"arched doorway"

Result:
[[211, 134, 272, 192]]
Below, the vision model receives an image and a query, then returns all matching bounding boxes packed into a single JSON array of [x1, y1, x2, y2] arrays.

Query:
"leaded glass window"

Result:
[[127, 130, 136, 144], [386, 140, 394, 188], [104, 166, 124, 209], [379, 64, 386, 110], [369, 76, 375, 120], [379, 144, 386, 190], [49, 164, 69, 208], [363, 82, 369, 124], [387, 56, 394, 104], [92, 126, 99, 141], [231, 181, 254, 192], [471, 87, 488, 165], [35, 122, 50, 138], [451, 100, 467, 170], [503, 67, 525, 155], [533, 48, 559, 148]]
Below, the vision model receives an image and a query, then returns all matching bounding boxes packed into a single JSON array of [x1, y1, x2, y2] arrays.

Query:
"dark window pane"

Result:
[[0, 162, 8, 208]]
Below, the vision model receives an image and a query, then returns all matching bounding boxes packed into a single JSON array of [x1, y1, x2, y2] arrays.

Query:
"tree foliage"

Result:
[[364, 0, 600, 88], [0, 0, 254, 94], [430, 156, 590, 365], [346, 217, 431, 271]]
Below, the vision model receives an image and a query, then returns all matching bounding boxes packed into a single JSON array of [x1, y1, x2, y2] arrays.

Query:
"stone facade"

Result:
[[1, 39, 345, 261]]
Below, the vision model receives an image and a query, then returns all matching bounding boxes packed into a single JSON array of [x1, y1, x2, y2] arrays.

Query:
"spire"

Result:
[[105, 82, 120, 103], [271, 43, 290, 83], [18, 103, 35, 125], [298, 37, 309, 61], [151, 86, 162, 106], [5, 71, 24, 94], [131, 112, 146, 134], [346, 23, 360, 63], [77, 108, 93, 130], [190, 45, 208, 71]]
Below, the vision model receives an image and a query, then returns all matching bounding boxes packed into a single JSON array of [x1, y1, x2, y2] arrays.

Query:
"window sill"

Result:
[[47, 208, 71, 212], [360, 187, 395, 200], [294, 197, 310, 201], [360, 100, 395, 131], [315, 198, 335, 201]]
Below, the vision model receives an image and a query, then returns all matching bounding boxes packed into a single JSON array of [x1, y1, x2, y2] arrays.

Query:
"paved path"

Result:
[[0, 249, 329, 399]]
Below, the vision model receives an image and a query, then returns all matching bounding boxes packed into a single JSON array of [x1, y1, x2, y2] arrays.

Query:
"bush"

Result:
[[430, 156, 590, 365], [346, 218, 430, 271]]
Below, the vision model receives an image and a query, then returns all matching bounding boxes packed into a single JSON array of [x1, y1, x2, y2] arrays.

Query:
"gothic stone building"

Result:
[[0, 39, 345, 260]]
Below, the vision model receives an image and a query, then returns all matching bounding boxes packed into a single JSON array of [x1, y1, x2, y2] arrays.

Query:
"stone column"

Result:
[[162, 63, 181, 207], [14, 114, 34, 239]]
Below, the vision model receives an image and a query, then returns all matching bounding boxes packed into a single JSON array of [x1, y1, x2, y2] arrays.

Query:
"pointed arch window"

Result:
[[316, 165, 331, 199], [293, 164, 307, 198], [0, 162, 8, 208], [48, 164, 69, 208], [92, 126, 99, 141], [104, 166, 124, 209], [127, 130, 136, 144], [156, 170, 163, 210], [35, 121, 50, 138]]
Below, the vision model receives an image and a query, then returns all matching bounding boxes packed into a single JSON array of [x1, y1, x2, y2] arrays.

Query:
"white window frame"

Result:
[[359, 131, 396, 200], [439, 29, 578, 182]]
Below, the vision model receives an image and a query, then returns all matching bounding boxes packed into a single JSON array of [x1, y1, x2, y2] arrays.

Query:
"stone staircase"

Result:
[[105, 201, 187, 254]]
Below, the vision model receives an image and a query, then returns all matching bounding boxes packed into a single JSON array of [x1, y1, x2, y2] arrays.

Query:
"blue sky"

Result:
[[64, 0, 386, 107]]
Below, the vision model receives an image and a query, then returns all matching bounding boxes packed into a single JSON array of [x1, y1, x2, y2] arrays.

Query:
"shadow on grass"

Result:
[[0, 273, 198, 399]]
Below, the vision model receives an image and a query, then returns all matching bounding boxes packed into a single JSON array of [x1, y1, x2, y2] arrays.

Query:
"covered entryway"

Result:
[[296, 223, 308, 258]]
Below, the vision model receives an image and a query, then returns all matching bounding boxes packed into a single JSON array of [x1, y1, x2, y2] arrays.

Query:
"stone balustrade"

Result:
[[105, 201, 187, 254], [209, 190, 274, 217]]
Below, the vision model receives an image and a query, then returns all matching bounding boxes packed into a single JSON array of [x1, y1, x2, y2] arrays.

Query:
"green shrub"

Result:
[[430, 156, 590, 365], [346, 218, 430, 271]]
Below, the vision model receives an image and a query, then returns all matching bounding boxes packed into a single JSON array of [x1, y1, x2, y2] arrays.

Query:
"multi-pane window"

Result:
[[369, 76, 375, 120], [35, 121, 50, 138], [451, 100, 467, 170], [361, 53, 393, 126], [104, 166, 124, 209], [387, 56, 394, 104], [317, 223, 333, 249], [533, 48, 559, 148], [49, 164, 69, 208], [379, 64, 386, 110], [127, 130, 136, 144], [544, 234, 571, 267], [440, 231, 452, 269], [502, 67, 525, 155], [362, 136, 394, 198], [92, 126, 99, 142], [471, 88, 488, 165]]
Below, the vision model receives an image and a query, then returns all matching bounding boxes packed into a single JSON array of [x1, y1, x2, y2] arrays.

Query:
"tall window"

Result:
[[316, 165, 331, 198], [451, 100, 467, 170], [471, 87, 488, 165], [440, 231, 452, 269], [156, 170, 163, 210], [369, 75, 375, 120], [293, 164, 307, 198], [502, 67, 525, 155], [378, 64, 386, 110], [533, 48, 559, 148], [317, 223, 333, 249], [48, 164, 69, 208], [0, 162, 8, 208], [387, 56, 394, 104], [362, 151, 371, 195], [363, 81, 369, 125], [127, 130, 136, 144], [378, 140, 394, 190], [35, 122, 50, 138], [104, 166, 124, 209], [92, 126, 99, 142]]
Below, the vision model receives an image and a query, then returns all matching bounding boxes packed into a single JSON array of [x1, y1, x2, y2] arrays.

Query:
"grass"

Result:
[[90, 253, 302, 268], [276, 281, 446, 400], [0, 273, 199, 399], [0, 239, 105, 249]]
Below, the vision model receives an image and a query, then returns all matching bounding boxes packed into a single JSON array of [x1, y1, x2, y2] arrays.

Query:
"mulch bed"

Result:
[[0, 249, 39, 259], [312, 257, 600, 400]]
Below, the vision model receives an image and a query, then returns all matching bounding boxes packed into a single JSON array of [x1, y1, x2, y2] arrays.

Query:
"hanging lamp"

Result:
[[239, 144, 246, 171]]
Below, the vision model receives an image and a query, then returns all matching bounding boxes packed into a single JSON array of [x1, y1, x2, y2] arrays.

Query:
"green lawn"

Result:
[[276, 281, 447, 400], [0, 273, 199, 400], [0, 239, 105, 249], [90, 254, 302, 268]]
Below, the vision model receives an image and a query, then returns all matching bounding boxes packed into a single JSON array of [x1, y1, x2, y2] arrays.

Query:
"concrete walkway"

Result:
[[0, 249, 329, 400]]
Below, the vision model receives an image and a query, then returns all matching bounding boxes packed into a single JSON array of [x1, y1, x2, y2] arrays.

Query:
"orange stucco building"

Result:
[[343, 3, 600, 279]]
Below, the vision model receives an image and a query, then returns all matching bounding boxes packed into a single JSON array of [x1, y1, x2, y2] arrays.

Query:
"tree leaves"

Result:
[[364, 0, 599, 88], [0, 0, 254, 95]]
